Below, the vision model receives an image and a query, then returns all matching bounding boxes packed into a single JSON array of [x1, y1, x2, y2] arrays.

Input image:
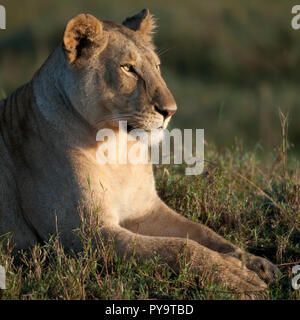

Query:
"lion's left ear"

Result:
[[122, 9, 156, 42], [63, 14, 107, 64]]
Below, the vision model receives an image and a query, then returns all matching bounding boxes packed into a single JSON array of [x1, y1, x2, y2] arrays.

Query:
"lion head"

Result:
[[60, 9, 177, 137]]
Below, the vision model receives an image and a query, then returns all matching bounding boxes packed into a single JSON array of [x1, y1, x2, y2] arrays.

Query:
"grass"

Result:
[[0, 129, 299, 300]]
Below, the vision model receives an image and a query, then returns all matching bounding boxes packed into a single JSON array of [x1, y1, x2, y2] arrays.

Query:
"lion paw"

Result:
[[246, 255, 279, 284]]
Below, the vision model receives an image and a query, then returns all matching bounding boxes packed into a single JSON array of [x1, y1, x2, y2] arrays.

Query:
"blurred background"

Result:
[[0, 0, 299, 154]]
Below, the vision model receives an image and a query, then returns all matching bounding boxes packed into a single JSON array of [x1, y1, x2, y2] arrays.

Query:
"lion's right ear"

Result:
[[63, 14, 107, 64]]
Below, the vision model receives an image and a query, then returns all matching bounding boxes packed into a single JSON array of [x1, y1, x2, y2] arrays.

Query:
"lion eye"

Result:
[[156, 64, 161, 71], [121, 64, 135, 73]]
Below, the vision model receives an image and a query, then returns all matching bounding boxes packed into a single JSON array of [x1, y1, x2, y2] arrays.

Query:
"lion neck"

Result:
[[32, 45, 98, 149]]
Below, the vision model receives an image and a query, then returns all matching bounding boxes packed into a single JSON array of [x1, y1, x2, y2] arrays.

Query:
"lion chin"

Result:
[[149, 129, 165, 146], [127, 128, 164, 147]]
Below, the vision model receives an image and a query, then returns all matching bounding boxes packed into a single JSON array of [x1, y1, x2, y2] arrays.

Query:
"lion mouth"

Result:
[[126, 123, 164, 133], [127, 124, 134, 132]]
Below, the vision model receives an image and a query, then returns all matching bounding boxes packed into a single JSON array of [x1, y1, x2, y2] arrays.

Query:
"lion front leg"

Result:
[[121, 199, 279, 284], [101, 223, 267, 298]]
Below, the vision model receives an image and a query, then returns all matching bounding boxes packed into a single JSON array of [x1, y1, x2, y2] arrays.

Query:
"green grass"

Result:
[[0, 136, 299, 300]]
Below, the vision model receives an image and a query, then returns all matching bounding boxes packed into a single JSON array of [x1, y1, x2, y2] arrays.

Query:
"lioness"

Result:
[[0, 9, 278, 297]]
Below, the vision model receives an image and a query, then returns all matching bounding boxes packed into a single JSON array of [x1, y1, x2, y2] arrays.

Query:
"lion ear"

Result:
[[63, 14, 107, 64], [122, 9, 156, 42]]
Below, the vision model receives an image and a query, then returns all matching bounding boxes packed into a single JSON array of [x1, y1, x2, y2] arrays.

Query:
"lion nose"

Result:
[[154, 105, 177, 120]]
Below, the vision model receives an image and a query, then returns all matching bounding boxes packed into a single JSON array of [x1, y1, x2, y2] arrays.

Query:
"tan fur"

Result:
[[0, 10, 278, 298]]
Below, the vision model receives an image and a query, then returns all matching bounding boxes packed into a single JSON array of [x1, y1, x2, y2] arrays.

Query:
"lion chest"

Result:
[[76, 158, 157, 224]]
